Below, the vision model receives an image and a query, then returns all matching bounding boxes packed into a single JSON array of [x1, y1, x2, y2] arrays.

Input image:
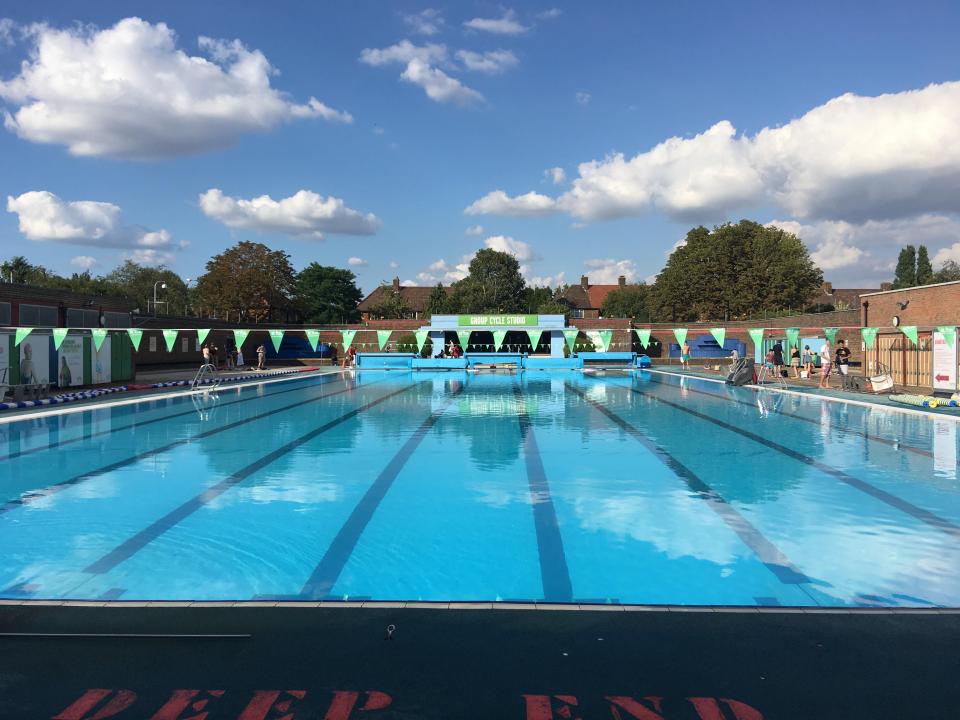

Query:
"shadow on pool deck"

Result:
[[0, 605, 957, 719]]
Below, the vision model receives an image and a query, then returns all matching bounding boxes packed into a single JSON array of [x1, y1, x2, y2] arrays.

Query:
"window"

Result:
[[66, 308, 100, 328], [0, 302, 10, 325], [569, 309, 585, 319], [18, 303, 57, 327], [102, 311, 131, 328]]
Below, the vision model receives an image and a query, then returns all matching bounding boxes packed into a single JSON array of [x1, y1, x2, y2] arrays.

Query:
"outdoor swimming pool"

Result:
[[0, 370, 957, 607]]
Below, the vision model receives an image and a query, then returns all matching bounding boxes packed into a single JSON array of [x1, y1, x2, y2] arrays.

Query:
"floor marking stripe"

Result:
[[513, 386, 573, 602], [566, 383, 812, 586], [631, 384, 960, 540], [84, 383, 421, 575], [298, 384, 465, 600]]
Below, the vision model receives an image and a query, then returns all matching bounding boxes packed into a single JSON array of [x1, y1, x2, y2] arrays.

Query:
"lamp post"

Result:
[[152, 280, 167, 316], [184, 278, 194, 316]]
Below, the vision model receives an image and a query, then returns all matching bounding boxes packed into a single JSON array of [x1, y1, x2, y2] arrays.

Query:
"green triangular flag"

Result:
[[936, 326, 956, 348], [748, 328, 764, 348], [162, 329, 178, 352], [823, 327, 838, 344], [562, 329, 579, 352], [233, 329, 250, 350], [598, 330, 613, 352], [14, 328, 31, 347], [527, 329, 543, 351], [377, 330, 392, 350], [709, 328, 726, 348], [415, 330, 429, 353], [493, 329, 507, 350], [340, 329, 357, 352], [900, 325, 918, 346], [634, 328, 651, 347], [673, 328, 687, 346], [861, 327, 878, 349], [91, 328, 108, 352], [457, 330, 471, 350], [268, 329, 284, 353], [126, 328, 143, 351], [52, 328, 69, 351], [785, 327, 800, 350], [305, 329, 321, 351], [196, 329, 211, 346]]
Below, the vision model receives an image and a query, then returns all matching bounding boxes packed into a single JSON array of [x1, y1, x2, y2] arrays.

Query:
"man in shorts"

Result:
[[835, 340, 851, 376], [818, 340, 832, 389]]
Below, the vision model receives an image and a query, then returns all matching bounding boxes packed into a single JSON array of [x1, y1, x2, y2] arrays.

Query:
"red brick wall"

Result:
[[859, 282, 960, 329]]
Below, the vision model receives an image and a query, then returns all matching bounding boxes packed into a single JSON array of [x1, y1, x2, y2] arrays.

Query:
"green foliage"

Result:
[[915, 245, 934, 285], [195, 241, 297, 322], [524, 286, 554, 313], [366, 286, 412, 319], [103, 260, 190, 315], [425, 283, 449, 315], [535, 300, 570, 316], [933, 260, 960, 283], [892, 245, 917, 289], [601, 284, 650, 320], [446, 248, 527, 313], [295, 263, 362, 323]]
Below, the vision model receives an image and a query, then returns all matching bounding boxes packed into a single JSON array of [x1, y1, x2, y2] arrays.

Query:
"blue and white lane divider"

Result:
[[0, 368, 312, 412]]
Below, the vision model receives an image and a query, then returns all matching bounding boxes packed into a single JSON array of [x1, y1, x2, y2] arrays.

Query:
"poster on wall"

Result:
[[57, 336, 84, 388], [19, 334, 49, 384], [932, 329, 958, 392], [91, 335, 112, 385]]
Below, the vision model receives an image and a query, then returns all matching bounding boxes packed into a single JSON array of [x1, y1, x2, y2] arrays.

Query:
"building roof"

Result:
[[0, 282, 134, 311], [560, 275, 626, 310], [357, 279, 448, 313], [806, 282, 883, 310]]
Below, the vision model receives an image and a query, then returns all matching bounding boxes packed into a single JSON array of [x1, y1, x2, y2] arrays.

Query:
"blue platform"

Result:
[[355, 353, 417, 369], [412, 358, 469, 370]]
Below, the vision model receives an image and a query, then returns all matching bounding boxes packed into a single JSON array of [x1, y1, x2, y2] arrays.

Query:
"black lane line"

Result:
[[298, 384, 466, 600], [0, 372, 341, 463], [512, 385, 573, 602], [631, 383, 960, 541], [566, 383, 811, 585], [85, 383, 421, 575], [0, 377, 388, 517], [648, 374, 933, 459]]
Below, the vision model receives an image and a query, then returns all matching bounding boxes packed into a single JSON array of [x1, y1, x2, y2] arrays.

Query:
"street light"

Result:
[[152, 280, 167, 315], [184, 278, 194, 316]]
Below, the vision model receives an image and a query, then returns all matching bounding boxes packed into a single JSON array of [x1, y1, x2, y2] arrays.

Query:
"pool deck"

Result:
[[0, 603, 956, 719]]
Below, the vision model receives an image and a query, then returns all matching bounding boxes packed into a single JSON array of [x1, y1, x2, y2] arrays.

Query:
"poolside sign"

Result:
[[457, 315, 537, 326], [932, 328, 957, 392]]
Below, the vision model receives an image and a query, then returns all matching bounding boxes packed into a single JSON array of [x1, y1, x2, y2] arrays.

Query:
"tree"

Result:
[[103, 260, 189, 315], [524, 286, 554, 313], [446, 248, 527, 313], [933, 260, 960, 283], [194, 241, 297, 322], [425, 283, 450, 315], [916, 245, 934, 285], [601, 284, 650, 320], [892, 245, 917, 289], [294, 263, 362, 323], [366, 285, 412, 319], [1, 256, 55, 285]]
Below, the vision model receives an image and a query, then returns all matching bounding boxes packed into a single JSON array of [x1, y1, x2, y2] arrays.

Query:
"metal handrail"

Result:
[[191, 363, 220, 391]]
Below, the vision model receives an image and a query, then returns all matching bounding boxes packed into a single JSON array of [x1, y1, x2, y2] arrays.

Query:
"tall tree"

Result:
[[524, 286, 554, 313], [425, 283, 450, 315], [0, 256, 55, 285], [916, 245, 934, 285], [103, 260, 189, 314], [295, 263, 362, 323], [195, 241, 296, 322], [446, 248, 527, 313], [601, 284, 650, 320], [892, 245, 917, 289]]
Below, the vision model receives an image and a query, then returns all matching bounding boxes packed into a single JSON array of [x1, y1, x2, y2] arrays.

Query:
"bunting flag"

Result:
[[456, 330, 471, 349], [493, 329, 507, 350], [785, 327, 800, 350], [52, 328, 69, 351], [861, 327, 878, 349], [598, 330, 613, 352], [126, 328, 144, 351], [562, 329, 579, 352], [377, 330, 392, 350], [305, 329, 321, 351], [900, 325, 918, 346], [196, 328, 211, 346], [673, 328, 687, 347], [14, 328, 31, 347], [748, 328, 764, 347], [415, 330, 429, 353], [268, 329, 285, 353], [634, 328, 651, 347], [340, 329, 357, 352], [823, 327, 838, 344], [162, 329, 178, 352], [527, 329, 543, 350], [709, 327, 726, 348], [936, 326, 956, 348], [233, 329, 250, 349], [91, 329, 108, 352]]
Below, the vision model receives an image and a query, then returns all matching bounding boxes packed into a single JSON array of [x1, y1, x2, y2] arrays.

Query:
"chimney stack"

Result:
[[580, 275, 589, 290], [821, 281, 833, 295], [618, 275, 626, 287], [392, 276, 400, 292]]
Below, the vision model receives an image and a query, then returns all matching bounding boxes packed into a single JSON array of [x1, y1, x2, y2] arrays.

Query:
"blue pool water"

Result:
[[0, 370, 957, 607]]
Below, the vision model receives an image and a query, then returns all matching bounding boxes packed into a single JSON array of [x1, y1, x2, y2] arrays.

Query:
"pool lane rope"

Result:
[[890, 394, 940, 409]]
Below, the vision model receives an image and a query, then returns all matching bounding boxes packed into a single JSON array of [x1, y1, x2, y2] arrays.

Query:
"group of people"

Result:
[[762, 338, 851, 388], [436, 340, 464, 359], [201, 342, 266, 371]]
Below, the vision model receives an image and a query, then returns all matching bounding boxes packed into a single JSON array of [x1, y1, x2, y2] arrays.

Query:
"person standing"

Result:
[[790, 346, 801, 378], [772, 341, 785, 378], [681, 341, 690, 369], [818, 340, 832, 389], [802, 345, 813, 378], [202, 343, 212, 367], [256, 343, 266, 370], [835, 340, 851, 377]]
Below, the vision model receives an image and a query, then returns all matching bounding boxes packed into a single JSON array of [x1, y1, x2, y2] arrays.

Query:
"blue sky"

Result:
[[2, 1, 959, 294]]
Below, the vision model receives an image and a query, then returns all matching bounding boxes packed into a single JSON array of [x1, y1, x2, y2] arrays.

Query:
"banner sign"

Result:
[[785, 327, 800, 350], [57, 335, 83, 387], [19, 333, 48, 384], [456, 330, 472, 349], [91, 328, 108, 352], [932, 328, 958, 392], [861, 327, 878, 349], [305, 330, 321, 351], [527, 329, 543, 350], [197, 329, 211, 346], [127, 328, 144, 351], [377, 330, 392, 350], [414, 330, 429, 353], [562, 329, 579, 352], [748, 328, 764, 347], [937, 325, 956, 349], [709, 328, 726, 348], [673, 328, 687, 346], [900, 325, 918, 346], [634, 328, 651, 347], [233, 329, 250, 350], [823, 327, 838, 344], [162, 329, 178, 352], [493, 330, 507, 350], [340, 329, 356, 352], [52, 328, 69, 351], [14, 328, 31, 347], [268, 330, 285, 353], [457, 315, 537, 326], [91, 334, 111, 384]]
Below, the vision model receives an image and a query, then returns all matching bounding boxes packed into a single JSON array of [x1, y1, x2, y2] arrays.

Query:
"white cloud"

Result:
[[583, 258, 637, 284], [545, 167, 566, 184], [0, 17, 351, 159], [537, 8, 563, 19], [465, 224, 484, 235], [456, 49, 518, 74], [389, 260, 399, 269], [463, 9, 530, 35], [403, 9, 445, 36], [70, 255, 98, 270], [934, 242, 960, 267], [575, 91, 591, 105], [347, 256, 368, 267], [483, 235, 537, 262], [360, 41, 483, 105], [198, 189, 379, 239], [359, 39, 448, 66], [0, 18, 14, 47], [126, 248, 175, 266], [401, 279, 417, 287], [465, 189, 557, 217], [6, 191, 178, 263], [527, 271, 565, 288]]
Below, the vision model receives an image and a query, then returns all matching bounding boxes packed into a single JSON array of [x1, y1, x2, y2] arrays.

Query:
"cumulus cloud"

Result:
[[465, 224, 484, 235], [545, 167, 566, 184], [360, 41, 483, 105], [389, 260, 399, 269], [0, 17, 351, 159], [527, 271, 565, 288], [70, 255, 98, 270], [483, 235, 537, 261], [403, 9, 445, 36], [934, 243, 960, 267], [467, 81, 960, 225], [456, 49, 518, 74], [0, 18, 14, 47], [575, 91, 591, 105], [465, 190, 557, 217], [583, 258, 638, 284], [7, 191, 179, 264], [126, 248, 175, 266], [198, 189, 379, 239], [464, 9, 530, 35], [537, 8, 563, 19], [347, 256, 368, 267], [359, 39, 448, 66]]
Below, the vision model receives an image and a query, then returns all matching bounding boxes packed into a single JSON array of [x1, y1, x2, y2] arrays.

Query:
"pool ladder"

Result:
[[191, 363, 222, 392]]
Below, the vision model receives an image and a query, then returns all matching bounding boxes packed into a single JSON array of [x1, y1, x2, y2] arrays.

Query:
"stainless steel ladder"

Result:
[[191, 363, 221, 391]]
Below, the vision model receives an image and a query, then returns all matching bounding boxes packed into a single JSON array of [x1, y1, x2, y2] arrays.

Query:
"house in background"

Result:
[[357, 277, 445, 321], [805, 281, 886, 313], [559, 275, 627, 319]]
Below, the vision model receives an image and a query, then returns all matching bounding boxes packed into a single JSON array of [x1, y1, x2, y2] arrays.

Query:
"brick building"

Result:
[[559, 275, 627, 319], [357, 277, 445, 321]]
